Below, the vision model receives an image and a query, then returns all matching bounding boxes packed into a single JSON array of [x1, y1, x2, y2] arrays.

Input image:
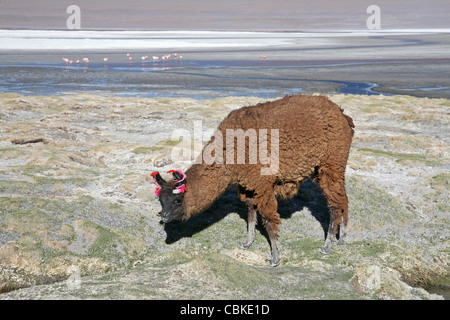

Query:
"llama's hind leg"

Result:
[[264, 218, 281, 267], [238, 204, 257, 249], [317, 167, 349, 254], [337, 209, 348, 246]]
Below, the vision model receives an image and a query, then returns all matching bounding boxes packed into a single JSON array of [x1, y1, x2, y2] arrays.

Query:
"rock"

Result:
[[350, 264, 444, 300], [11, 137, 46, 145]]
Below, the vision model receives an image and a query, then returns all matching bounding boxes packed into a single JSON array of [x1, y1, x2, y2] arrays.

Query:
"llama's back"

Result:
[[216, 94, 354, 181], [221, 95, 352, 132]]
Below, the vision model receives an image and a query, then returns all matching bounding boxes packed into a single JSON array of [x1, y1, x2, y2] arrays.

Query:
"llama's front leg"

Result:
[[319, 209, 345, 254], [257, 194, 281, 267], [238, 204, 257, 249], [319, 217, 336, 254]]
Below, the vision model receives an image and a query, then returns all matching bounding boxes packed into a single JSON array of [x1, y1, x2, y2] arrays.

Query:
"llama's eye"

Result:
[[174, 199, 182, 205]]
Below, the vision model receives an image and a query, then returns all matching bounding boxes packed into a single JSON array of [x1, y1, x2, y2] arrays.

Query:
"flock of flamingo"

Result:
[[61, 52, 184, 67], [61, 52, 268, 68]]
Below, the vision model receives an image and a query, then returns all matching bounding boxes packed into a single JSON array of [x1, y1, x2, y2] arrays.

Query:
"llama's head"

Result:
[[148, 170, 187, 223]]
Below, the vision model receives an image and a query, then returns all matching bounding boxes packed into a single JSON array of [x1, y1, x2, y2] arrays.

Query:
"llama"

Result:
[[150, 95, 355, 266]]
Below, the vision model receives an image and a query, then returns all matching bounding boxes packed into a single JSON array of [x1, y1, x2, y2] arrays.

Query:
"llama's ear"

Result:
[[150, 171, 166, 186], [173, 171, 183, 181], [167, 169, 186, 184]]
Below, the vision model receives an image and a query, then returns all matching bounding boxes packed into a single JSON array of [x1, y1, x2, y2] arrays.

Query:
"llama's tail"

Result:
[[340, 108, 355, 136], [344, 114, 355, 132]]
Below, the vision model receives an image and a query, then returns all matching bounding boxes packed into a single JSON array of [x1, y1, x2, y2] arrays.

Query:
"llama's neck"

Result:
[[182, 163, 232, 219]]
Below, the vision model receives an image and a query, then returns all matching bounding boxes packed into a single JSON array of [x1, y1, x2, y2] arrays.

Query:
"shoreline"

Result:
[[1, 29, 450, 51], [1, 30, 449, 99], [1, 64, 449, 99]]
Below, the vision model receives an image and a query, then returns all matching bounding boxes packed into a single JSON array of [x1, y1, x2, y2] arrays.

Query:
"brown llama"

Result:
[[150, 94, 355, 266]]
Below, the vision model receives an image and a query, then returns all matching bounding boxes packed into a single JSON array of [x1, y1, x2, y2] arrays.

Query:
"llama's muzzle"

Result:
[[158, 211, 173, 224]]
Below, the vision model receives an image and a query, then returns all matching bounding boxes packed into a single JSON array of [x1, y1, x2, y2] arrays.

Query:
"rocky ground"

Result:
[[0, 92, 448, 299]]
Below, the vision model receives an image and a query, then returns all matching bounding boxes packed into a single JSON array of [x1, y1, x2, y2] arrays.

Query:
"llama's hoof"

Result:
[[238, 241, 252, 249], [267, 258, 280, 267], [318, 246, 331, 255]]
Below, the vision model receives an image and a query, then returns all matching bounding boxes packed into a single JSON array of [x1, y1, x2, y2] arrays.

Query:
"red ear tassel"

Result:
[[167, 169, 186, 183], [149, 171, 159, 184]]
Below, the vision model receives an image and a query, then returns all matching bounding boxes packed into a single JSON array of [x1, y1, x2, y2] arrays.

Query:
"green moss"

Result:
[[430, 173, 449, 191], [0, 147, 27, 159], [0, 195, 147, 267], [439, 99, 450, 106], [77, 220, 144, 268], [350, 241, 390, 258], [18, 165, 46, 175], [191, 216, 242, 247], [157, 98, 172, 105], [33, 176, 88, 187], [0, 196, 22, 212], [284, 237, 324, 261], [132, 146, 163, 154], [357, 148, 443, 166], [199, 253, 272, 289], [0, 93, 23, 99], [153, 251, 192, 268], [361, 103, 387, 113], [0, 174, 89, 195], [132, 138, 182, 154], [59, 224, 76, 243], [423, 173, 449, 212], [0, 180, 33, 193], [3, 207, 53, 236], [347, 176, 413, 230]]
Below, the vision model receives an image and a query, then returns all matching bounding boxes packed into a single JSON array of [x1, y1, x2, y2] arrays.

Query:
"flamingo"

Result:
[[103, 57, 108, 63], [129, 57, 133, 61], [76, 60, 80, 64], [81, 57, 90, 70], [126, 53, 130, 57]]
